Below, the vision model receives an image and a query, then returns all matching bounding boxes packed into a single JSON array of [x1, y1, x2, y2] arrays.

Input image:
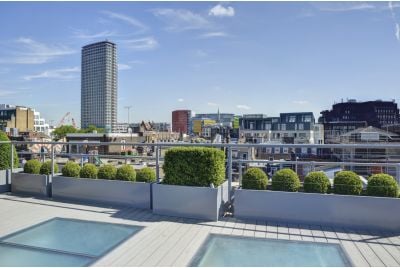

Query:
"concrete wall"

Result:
[[52, 176, 152, 209], [234, 189, 400, 232], [11, 173, 50, 197], [152, 181, 229, 221]]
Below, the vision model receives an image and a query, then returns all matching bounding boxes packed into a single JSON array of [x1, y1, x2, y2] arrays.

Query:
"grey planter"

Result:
[[52, 176, 152, 209], [152, 181, 229, 221], [11, 172, 50, 197], [0, 170, 10, 193], [234, 189, 400, 232]]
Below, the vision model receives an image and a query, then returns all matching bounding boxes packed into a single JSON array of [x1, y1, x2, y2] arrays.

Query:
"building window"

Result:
[[281, 124, 286, 131], [298, 123, 304, 130], [289, 116, 296, 123]]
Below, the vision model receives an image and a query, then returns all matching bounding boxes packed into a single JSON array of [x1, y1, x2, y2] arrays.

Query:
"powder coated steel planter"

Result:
[[0, 170, 10, 193], [52, 176, 152, 209], [152, 181, 229, 221], [11, 172, 50, 197], [234, 189, 400, 232]]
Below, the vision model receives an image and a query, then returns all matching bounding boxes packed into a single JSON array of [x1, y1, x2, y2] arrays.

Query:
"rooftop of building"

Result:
[[82, 40, 116, 49]]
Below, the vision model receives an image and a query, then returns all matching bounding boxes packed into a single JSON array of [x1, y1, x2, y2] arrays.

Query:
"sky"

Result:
[[1, 1, 400, 126]]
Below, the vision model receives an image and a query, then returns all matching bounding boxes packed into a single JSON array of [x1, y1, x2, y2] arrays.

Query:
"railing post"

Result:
[[51, 144, 55, 176], [10, 142, 14, 174], [238, 161, 243, 187], [156, 146, 160, 182], [227, 146, 233, 202], [396, 163, 400, 184]]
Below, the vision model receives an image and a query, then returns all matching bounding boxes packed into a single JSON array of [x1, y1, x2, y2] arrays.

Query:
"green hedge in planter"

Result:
[[62, 161, 81, 178], [334, 171, 362, 195], [24, 159, 42, 174], [98, 164, 117, 180], [367, 173, 399, 197], [271, 168, 300, 192], [40, 160, 59, 175], [304, 171, 331, 194], [163, 147, 225, 187], [242, 168, 268, 190], [80, 163, 98, 179], [116, 164, 136, 181], [136, 167, 156, 183], [0, 131, 18, 170]]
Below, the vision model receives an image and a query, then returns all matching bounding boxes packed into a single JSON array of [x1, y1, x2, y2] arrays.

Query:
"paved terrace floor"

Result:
[[1, 193, 400, 267]]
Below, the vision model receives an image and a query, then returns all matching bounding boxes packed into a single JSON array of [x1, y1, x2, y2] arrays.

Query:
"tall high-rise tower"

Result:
[[81, 41, 117, 132]]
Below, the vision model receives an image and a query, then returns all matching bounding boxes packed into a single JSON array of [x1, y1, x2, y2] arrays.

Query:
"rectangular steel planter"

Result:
[[234, 189, 400, 231], [0, 170, 10, 193], [152, 181, 229, 221], [11, 172, 50, 197], [52, 176, 152, 209]]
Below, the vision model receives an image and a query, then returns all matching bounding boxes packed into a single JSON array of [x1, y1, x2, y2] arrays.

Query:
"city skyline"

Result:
[[1, 1, 400, 125]]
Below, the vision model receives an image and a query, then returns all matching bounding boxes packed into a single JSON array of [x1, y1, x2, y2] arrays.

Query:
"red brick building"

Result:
[[172, 110, 191, 134]]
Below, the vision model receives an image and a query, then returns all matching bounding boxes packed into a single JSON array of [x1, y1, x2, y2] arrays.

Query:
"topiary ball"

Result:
[[98, 164, 117, 180], [136, 167, 156, 183], [61, 161, 81, 178], [80, 163, 98, 179], [367, 173, 399, 197], [304, 171, 331, 194], [334, 171, 363, 195], [23, 159, 42, 174], [271, 168, 300, 192], [242, 168, 268, 190], [116, 164, 136, 181], [40, 160, 59, 175]]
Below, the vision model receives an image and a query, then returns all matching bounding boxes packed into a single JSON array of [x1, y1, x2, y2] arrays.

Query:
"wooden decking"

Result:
[[1, 193, 400, 267]]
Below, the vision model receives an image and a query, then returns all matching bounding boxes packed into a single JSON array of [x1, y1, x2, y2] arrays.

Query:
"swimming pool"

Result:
[[191, 234, 352, 267], [0, 218, 141, 267]]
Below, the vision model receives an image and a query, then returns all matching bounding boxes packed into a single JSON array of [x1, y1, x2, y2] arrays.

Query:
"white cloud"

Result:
[[118, 63, 132, 71], [121, 37, 158, 50], [236, 104, 251, 110], [101, 11, 148, 33], [23, 67, 79, 81], [396, 23, 400, 41], [292, 100, 309, 105], [0, 90, 17, 97], [198, 32, 229, 39], [315, 3, 376, 12], [209, 4, 235, 17], [207, 102, 218, 106], [72, 30, 117, 39], [0, 38, 76, 65], [178, 98, 184, 102], [152, 8, 211, 31], [195, 49, 208, 57]]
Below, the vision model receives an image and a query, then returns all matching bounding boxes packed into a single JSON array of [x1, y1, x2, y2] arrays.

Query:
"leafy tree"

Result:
[[0, 130, 18, 169], [52, 125, 77, 140], [78, 125, 104, 134]]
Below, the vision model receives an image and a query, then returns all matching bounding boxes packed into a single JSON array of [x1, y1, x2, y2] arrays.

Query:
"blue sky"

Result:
[[1, 1, 400, 126]]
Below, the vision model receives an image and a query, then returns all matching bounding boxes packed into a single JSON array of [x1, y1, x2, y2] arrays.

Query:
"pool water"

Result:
[[0, 218, 141, 267], [191, 234, 352, 267]]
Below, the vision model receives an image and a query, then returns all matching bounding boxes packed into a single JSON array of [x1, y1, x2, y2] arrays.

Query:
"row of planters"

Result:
[[235, 168, 400, 231]]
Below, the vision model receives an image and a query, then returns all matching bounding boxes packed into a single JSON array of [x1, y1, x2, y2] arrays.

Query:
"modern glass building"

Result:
[[81, 41, 117, 133]]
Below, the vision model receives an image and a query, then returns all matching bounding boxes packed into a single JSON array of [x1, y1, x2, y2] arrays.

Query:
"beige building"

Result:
[[0, 105, 35, 133]]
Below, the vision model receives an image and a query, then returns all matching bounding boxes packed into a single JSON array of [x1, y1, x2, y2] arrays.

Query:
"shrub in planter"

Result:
[[136, 167, 156, 183], [23, 159, 42, 174], [40, 160, 59, 175], [334, 171, 362, 195], [367, 173, 399, 197], [242, 168, 268, 190], [0, 130, 18, 169], [304, 171, 331, 194], [80, 163, 98, 179], [98, 164, 117, 180], [271, 168, 300, 192], [61, 161, 81, 178], [116, 164, 136, 181], [163, 147, 225, 187]]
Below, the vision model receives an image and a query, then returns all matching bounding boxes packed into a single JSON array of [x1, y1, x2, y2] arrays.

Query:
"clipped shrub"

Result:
[[80, 163, 98, 179], [334, 171, 362, 195], [40, 160, 59, 175], [23, 159, 42, 174], [367, 173, 399, 197], [0, 131, 18, 170], [163, 147, 225, 187], [98, 164, 117, 180], [304, 171, 331, 194], [116, 164, 136, 181], [61, 161, 81, 178], [242, 168, 268, 190], [136, 167, 156, 183], [271, 168, 300, 192]]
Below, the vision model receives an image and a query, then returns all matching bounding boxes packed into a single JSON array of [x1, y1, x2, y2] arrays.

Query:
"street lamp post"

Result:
[[124, 106, 132, 126]]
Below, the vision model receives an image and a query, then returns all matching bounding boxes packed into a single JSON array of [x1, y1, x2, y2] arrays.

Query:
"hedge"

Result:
[[80, 163, 98, 179], [271, 168, 300, 192], [242, 168, 268, 190], [136, 167, 156, 183], [304, 171, 331, 194], [40, 160, 59, 175], [62, 161, 81, 178], [116, 165, 136, 181], [163, 147, 225, 187], [334, 171, 363, 195], [0, 131, 18, 170], [23, 159, 42, 174], [98, 164, 117, 180], [367, 173, 399, 197]]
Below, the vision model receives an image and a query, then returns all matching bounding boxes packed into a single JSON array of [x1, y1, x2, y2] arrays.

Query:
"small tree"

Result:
[[242, 168, 268, 190], [52, 125, 77, 141], [136, 167, 156, 183], [24, 159, 42, 174], [80, 163, 98, 179], [116, 165, 136, 181], [304, 171, 331, 194], [0, 131, 18, 169], [334, 171, 363, 195], [40, 160, 59, 175], [271, 168, 300, 192], [98, 164, 117, 180], [62, 161, 81, 178]]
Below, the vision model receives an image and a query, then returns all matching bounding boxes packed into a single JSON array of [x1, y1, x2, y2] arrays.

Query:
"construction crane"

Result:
[[57, 112, 77, 128]]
